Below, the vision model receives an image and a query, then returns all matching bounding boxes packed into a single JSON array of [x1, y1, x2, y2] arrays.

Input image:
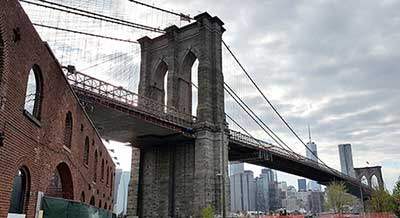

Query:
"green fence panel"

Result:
[[42, 196, 116, 218]]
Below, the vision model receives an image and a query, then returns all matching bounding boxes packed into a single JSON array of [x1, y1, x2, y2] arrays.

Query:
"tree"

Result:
[[201, 205, 214, 218], [368, 188, 395, 213], [325, 181, 356, 213], [392, 179, 400, 217]]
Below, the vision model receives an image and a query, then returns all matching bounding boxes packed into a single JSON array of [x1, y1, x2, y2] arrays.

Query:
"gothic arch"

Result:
[[177, 50, 199, 114], [354, 166, 384, 189]]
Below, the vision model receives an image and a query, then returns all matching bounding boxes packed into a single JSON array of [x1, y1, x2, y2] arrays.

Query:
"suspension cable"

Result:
[[224, 84, 300, 158], [224, 83, 301, 157], [33, 23, 138, 43], [127, 0, 193, 21], [20, 0, 165, 33], [222, 40, 335, 171]]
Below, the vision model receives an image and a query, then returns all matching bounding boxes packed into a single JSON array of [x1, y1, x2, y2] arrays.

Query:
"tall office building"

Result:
[[298, 179, 307, 192], [229, 163, 256, 212], [305, 126, 321, 191], [338, 144, 355, 177], [255, 168, 275, 213]]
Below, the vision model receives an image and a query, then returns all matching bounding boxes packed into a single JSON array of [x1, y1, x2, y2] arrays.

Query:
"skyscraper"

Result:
[[305, 126, 321, 191], [298, 179, 307, 192], [229, 163, 256, 212], [338, 144, 355, 177]]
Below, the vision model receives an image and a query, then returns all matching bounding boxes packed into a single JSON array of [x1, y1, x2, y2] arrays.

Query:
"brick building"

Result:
[[0, 1, 115, 217]]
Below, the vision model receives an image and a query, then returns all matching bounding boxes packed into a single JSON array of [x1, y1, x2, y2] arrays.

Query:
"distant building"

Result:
[[229, 163, 256, 212], [298, 179, 307, 192], [338, 144, 355, 177], [306, 127, 321, 191], [255, 168, 276, 213], [308, 191, 324, 214], [306, 141, 318, 162], [230, 162, 245, 176], [113, 170, 130, 215]]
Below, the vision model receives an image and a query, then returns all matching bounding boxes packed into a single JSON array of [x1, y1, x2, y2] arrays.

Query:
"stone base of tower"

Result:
[[126, 129, 229, 218]]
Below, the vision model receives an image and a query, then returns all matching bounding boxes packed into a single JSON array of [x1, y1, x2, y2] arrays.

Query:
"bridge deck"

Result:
[[66, 69, 372, 198]]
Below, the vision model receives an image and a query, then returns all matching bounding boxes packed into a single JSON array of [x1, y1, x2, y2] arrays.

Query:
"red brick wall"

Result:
[[0, 1, 115, 217]]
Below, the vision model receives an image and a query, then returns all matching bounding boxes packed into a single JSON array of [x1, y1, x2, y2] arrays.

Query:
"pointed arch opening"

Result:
[[371, 175, 379, 189], [8, 166, 31, 214], [152, 60, 168, 110], [179, 51, 199, 116], [46, 162, 74, 200], [361, 175, 368, 186], [24, 65, 42, 120], [64, 112, 73, 149]]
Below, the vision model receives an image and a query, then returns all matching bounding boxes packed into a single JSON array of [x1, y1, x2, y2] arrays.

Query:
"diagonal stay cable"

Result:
[[222, 40, 339, 174], [189, 78, 298, 157], [20, 0, 165, 33], [224, 83, 301, 159], [32, 23, 138, 44]]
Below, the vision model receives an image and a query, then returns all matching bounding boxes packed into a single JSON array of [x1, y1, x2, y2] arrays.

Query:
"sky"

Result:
[[145, 0, 400, 191], [23, 0, 400, 192]]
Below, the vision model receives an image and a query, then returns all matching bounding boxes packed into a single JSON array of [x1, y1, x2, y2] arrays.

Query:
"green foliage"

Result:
[[392, 179, 400, 217], [368, 188, 395, 213], [201, 205, 214, 218], [325, 181, 356, 213]]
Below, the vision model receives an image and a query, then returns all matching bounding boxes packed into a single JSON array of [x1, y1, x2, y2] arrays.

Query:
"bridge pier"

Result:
[[126, 12, 228, 217]]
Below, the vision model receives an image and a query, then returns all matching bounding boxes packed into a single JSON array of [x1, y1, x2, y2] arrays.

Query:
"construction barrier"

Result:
[[41, 196, 116, 218]]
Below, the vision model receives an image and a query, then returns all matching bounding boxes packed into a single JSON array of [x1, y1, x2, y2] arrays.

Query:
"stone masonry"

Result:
[[127, 12, 230, 218]]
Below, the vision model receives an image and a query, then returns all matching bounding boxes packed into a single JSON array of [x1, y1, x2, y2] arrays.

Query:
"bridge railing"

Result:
[[64, 67, 196, 128], [228, 130, 360, 182]]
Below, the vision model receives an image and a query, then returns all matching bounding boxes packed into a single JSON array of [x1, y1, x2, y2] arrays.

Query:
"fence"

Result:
[[41, 196, 116, 218]]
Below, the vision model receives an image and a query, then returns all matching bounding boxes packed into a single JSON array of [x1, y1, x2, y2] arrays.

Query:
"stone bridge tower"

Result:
[[354, 166, 384, 190], [127, 12, 229, 218]]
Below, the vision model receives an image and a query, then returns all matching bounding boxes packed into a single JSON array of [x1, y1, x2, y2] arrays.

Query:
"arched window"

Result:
[[24, 65, 42, 119], [371, 175, 379, 189], [8, 167, 30, 214], [64, 112, 73, 149], [98, 200, 102, 208], [83, 137, 89, 165], [101, 159, 104, 181], [80, 191, 85, 203], [104, 203, 108, 210], [89, 196, 95, 206], [152, 61, 168, 108], [361, 175, 368, 186], [179, 51, 198, 116], [94, 150, 98, 182], [106, 167, 109, 185], [0, 33, 4, 82]]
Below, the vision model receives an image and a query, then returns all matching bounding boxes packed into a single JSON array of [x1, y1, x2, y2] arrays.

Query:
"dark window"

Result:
[[89, 196, 95, 206], [24, 65, 42, 119], [94, 150, 98, 182], [101, 159, 104, 180], [98, 200, 102, 208], [8, 167, 30, 214], [106, 167, 109, 185], [104, 203, 107, 210], [0, 33, 4, 83], [84, 137, 89, 165], [80, 192, 85, 203], [64, 112, 73, 149]]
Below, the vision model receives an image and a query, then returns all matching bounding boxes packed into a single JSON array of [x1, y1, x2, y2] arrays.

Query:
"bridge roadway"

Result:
[[65, 68, 372, 198]]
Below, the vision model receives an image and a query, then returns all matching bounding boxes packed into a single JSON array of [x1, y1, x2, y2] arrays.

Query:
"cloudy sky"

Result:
[[161, 0, 400, 191], [25, 0, 400, 191]]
